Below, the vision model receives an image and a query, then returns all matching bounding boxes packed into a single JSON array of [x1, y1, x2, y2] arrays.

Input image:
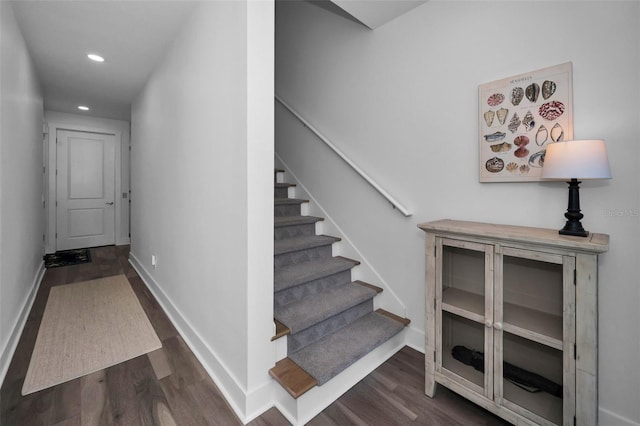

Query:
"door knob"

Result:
[[105, 201, 114, 205]]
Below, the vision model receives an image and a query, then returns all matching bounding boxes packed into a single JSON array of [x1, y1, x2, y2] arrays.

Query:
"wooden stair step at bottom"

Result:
[[269, 309, 410, 399], [269, 358, 317, 398]]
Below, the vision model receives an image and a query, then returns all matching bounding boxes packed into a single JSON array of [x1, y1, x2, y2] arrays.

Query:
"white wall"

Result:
[[130, 1, 274, 421], [275, 1, 640, 424], [0, 2, 45, 384], [44, 110, 130, 253]]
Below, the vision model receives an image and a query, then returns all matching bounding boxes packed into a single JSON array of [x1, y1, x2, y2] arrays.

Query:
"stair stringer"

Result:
[[275, 155, 406, 319], [272, 329, 406, 425]]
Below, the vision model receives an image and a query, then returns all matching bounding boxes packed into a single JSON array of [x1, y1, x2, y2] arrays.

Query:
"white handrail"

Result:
[[275, 95, 412, 217]]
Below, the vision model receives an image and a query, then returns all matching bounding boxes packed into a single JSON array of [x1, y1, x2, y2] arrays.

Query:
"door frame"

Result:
[[45, 117, 129, 253]]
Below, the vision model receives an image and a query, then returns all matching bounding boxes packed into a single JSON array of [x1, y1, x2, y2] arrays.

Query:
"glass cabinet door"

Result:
[[435, 237, 494, 399], [494, 246, 575, 425]]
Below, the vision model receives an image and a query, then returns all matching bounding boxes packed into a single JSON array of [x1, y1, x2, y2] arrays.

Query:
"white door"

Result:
[[56, 130, 115, 250]]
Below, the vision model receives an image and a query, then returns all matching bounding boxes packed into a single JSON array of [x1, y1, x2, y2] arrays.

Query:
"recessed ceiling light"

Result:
[[87, 54, 104, 62], [78, 106, 90, 111]]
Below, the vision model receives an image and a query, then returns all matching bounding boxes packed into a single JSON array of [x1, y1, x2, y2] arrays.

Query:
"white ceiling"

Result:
[[10, 1, 198, 121]]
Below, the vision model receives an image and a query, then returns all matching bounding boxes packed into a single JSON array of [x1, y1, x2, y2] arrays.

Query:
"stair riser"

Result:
[[275, 204, 301, 217], [287, 299, 373, 355], [275, 187, 289, 198], [274, 270, 353, 306], [274, 223, 316, 240], [275, 245, 332, 269]]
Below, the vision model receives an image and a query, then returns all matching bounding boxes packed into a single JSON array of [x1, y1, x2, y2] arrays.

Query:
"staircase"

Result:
[[270, 169, 409, 423]]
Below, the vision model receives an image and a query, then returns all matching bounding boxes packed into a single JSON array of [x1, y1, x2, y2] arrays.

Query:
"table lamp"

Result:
[[541, 140, 611, 237]]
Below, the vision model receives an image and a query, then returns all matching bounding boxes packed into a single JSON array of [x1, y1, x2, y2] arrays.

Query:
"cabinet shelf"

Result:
[[443, 288, 563, 349], [442, 288, 484, 323], [503, 303, 563, 350], [503, 379, 562, 425]]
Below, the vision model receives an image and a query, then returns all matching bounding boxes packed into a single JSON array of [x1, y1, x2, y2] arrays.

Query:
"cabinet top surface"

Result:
[[418, 219, 609, 253]]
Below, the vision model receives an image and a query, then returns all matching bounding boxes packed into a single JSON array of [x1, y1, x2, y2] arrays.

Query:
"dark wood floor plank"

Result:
[[310, 399, 369, 426], [362, 375, 419, 421], [1, 245, 510, 426], [159, 376, 212, 425], [184, 379, 241, 426], [128, 354, 179, 426], [147, 348, 173, 380], [104, 359, 141, 425], [127, 276, 178, 341], [80, 370, 114, 426], [160, 335, 208, 389], [246, 407, 290, 426]]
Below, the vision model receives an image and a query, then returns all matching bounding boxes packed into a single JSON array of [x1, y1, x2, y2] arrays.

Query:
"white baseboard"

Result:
[[405, 325, 425, 354], [0, 261, 45, 387], [128, 253, 273, 424], [599, 408, 640, 426]]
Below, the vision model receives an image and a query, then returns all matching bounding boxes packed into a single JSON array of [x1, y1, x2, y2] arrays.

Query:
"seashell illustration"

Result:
[[525, 83, 540, 103], [522, 110, 535, 132], [496, 108, 509, 125], [528, 150, 546, 168], [483, 110, 495, 127], [508, 113, 521, 134], [511, 87, 524, 106], [539, 101, 565, 120], [484, 131, 506, 142], [490, 142, 512, 153], [485, 157, 504, 173], [542, 80, 556, 100], [519, 164, 530, 174], [535, 125, 548, 146], [514, 147, 530, 158], [513, 135, 530, 147], [506, 162, 519, 172], [487, 93, 505, 107], [550, 123, 564, 142]]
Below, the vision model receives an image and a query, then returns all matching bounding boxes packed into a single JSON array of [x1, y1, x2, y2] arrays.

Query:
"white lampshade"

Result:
[[541, 140, 612, 180]]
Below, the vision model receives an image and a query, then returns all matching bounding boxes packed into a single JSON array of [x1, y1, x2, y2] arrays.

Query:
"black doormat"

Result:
[[44, 248, 92, 268]]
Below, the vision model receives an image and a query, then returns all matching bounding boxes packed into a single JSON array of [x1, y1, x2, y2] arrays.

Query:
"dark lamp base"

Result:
[[559, 178, 589, 238], [559, 226, 589, 238]]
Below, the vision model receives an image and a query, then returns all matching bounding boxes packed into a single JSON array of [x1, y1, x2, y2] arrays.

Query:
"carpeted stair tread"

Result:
[[275, 256, 360, 293], [275, 182, 296, 188], [274, 235, 340, 256], [274, 216, 323, 228], [275, 198, 308, 206], [288, 311, 406, 385], [275, 284, 377, 333]]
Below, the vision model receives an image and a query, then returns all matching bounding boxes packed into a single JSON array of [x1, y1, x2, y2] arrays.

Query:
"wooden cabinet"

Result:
[[418, 220, 609, 426]]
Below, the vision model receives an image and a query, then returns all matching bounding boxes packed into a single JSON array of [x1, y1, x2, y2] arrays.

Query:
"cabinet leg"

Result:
[[425, 375, 436, 397]]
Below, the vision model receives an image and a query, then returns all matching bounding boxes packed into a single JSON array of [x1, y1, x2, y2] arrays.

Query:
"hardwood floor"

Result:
[[1, 245, 508, 425]]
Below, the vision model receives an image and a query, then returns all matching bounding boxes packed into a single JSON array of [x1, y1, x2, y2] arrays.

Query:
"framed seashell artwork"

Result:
[[478, 62, 573, 182]]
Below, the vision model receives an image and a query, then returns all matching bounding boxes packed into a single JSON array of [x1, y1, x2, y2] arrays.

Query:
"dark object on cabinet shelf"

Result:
[[452, 345, 562, 398]]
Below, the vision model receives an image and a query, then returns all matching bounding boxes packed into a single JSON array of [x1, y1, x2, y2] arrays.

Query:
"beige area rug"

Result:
[[22, 275, 162, 395]]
